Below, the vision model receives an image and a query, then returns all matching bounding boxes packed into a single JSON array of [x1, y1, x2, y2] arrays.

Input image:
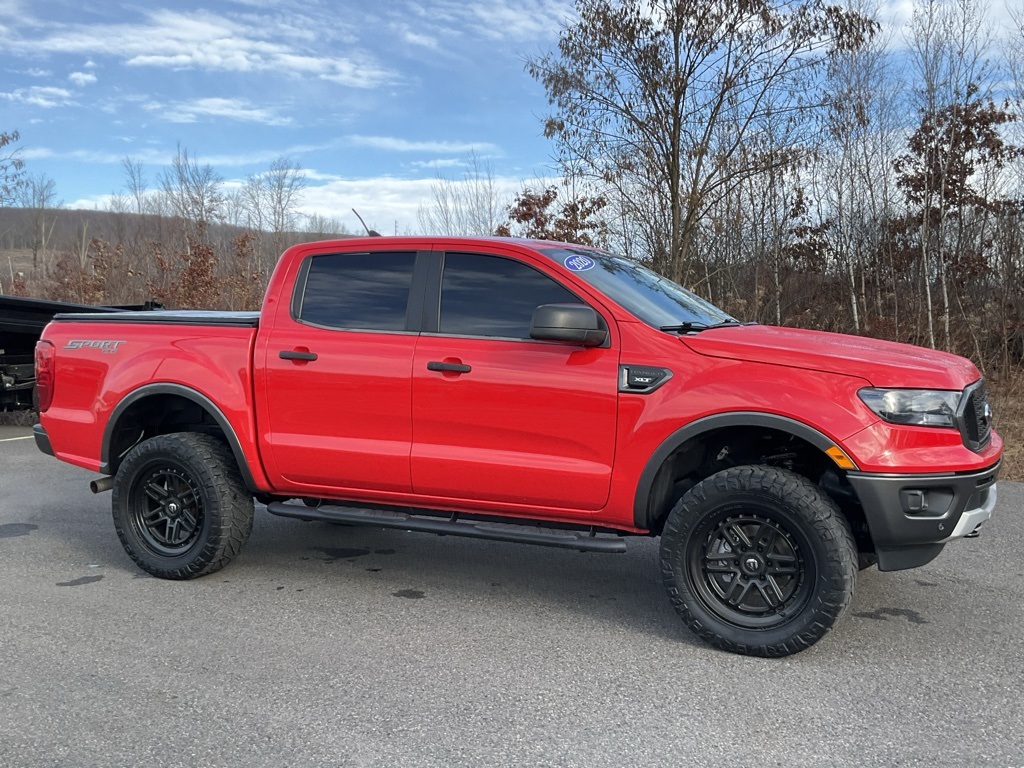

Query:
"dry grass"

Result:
[[0, 409, 35, 427], [990, 373, 1023, 482]]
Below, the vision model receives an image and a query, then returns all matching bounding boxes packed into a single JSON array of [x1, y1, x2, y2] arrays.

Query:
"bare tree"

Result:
[[418, 152, 506, 236], [898, 0, 996, 349], [1, 130, 25, 207], [221, 189, 248, 229], [237, 156, 308, 267], [263, 157, 307, 236], [304, 213, 349, 238], [527, 0, 877, 284], [121, 156, 148, 215], [17, 173, 61, 274], [818, 0, 901, 334], [238, 175, 267, 233], [106, 192, 131, 215], [157, 144, 225, 239]]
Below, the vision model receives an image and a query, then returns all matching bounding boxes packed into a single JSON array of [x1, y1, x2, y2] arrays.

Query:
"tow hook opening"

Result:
[[964, 522, 985, 539]]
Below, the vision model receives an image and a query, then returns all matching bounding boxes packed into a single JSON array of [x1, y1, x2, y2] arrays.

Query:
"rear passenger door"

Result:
[[411, 250, 619, 512], [259, 249, 422, 495]]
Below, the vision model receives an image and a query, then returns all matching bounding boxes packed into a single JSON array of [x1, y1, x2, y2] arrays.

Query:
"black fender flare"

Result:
[[632, 412, 842, 530], [100, 382, 258, 491]]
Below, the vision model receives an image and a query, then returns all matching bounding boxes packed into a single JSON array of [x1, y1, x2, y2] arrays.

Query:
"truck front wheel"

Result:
[[112, 433, 254, 579], [660, 465, 856, 657]]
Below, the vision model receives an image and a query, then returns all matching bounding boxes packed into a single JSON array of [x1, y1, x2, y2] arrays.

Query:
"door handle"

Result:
[[279, 349, 318, 361], [427, 361, 471, 373]]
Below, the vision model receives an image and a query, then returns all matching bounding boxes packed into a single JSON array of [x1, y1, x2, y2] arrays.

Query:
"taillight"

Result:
[[35, 340, 55, 412]]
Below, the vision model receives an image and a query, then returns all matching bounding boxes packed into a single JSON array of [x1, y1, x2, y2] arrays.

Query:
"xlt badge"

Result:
[[620, 365, 672, 394]]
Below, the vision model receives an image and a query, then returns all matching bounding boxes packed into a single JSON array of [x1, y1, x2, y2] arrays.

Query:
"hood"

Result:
[[681, 325, 980, 390]]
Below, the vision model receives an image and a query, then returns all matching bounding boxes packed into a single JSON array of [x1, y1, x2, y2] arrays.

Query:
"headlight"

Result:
[[858, 388, 961, 428]]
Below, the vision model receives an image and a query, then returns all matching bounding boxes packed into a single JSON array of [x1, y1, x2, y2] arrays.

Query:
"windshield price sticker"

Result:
[[564, 254, 596, 272]]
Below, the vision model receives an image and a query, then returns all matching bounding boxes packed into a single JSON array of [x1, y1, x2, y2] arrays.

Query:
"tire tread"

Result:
[[660, 465, 857, 657], [112, 432, 254, 580]]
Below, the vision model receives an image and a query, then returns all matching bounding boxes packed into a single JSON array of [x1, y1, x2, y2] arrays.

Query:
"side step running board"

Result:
[[266, 501, 627, 553]]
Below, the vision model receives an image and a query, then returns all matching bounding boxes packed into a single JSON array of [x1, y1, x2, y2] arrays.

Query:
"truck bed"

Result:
[[52, 310, 260, 327]]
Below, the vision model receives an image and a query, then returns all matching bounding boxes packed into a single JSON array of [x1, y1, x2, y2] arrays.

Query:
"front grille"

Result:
[[959, 380, 992, 451]]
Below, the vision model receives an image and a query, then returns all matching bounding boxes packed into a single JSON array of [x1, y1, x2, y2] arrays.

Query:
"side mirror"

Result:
[[530, 304, 608, 347]]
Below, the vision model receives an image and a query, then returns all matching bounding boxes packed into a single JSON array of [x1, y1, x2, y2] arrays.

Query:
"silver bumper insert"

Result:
[[941, 485, 998, 542]]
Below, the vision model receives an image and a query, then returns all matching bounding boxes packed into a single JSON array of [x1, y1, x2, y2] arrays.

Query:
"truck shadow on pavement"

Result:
[[246, 509, 698, 647]]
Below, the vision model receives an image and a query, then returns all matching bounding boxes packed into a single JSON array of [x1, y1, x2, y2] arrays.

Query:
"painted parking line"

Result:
[[0, 436, 33, 442]]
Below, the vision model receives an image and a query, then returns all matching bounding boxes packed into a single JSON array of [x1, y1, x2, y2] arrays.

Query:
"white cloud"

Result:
[[68, 71, 97, 86], [64, 168, 524, 236], [461, 0, 574, 40], [8, 8, 398, 89], [0, 85, 76, 108], [200, 144, 338, 168], [395, 24, 441, 50], [300, 169, 346, 182], [410, 158, 467, 169], [146, 97, 293, 126], [21, 146, 164, 163], [20, 140, 341, 169], [348, 135, 501, 154], [300, 172, 523, 235], [302, 177, 435, 234], [876, 0, 1018, 50], [404, 0, 573, 42]]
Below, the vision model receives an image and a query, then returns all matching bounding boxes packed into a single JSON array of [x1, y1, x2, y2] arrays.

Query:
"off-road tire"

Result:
[[660, 465, 857, 657], [112, 432, 254, 579]]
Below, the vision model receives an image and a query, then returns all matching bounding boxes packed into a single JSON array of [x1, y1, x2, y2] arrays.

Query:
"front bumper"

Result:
[[846, 461, 1000, 571]]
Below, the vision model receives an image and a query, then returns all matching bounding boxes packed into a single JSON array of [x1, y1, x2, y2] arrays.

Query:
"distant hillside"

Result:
[[0, 205, 356, 295], [0, 205, 361, 304]]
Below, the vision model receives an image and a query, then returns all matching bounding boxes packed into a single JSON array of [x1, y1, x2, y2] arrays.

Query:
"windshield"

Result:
[[539, 247, 736, 329]]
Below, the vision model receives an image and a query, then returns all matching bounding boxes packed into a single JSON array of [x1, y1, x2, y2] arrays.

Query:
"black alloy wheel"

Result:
[[688, 511, 810, 629], [128, 462, 205, 557]]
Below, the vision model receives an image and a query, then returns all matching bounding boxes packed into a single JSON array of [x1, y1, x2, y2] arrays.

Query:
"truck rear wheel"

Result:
[[112, 433, 254, 580], [660, 465, 856, 657]]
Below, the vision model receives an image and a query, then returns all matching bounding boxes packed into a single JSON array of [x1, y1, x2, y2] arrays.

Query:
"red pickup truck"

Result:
[[33, 237, 1002, 656]]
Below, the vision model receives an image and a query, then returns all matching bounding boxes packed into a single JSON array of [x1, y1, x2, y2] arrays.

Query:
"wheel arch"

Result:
[[633, 412, 851, 533], [101, 383, 258, 492]]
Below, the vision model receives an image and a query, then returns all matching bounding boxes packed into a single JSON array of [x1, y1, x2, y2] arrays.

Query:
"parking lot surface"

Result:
[[2, 425, 1023, 767]]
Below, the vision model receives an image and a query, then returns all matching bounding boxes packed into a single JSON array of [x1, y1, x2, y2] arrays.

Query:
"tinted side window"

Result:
[[439, 253, 580, 339], [298, 251, 416, 331]]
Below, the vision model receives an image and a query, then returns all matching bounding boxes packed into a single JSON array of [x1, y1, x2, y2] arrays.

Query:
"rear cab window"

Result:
[[294, 251, 417, 331]]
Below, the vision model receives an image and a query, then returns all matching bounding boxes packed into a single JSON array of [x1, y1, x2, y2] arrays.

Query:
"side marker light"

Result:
[[826, 446, 857, 471]]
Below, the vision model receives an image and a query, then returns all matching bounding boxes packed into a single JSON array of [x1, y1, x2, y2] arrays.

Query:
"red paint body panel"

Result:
[[682, 324, 980, 390], [39, 321, 267, 486], [411, 335, 619, 510], [37, 235, 1003, 536], [841, 420, 1003, 473], [257, 326, 416, 494]]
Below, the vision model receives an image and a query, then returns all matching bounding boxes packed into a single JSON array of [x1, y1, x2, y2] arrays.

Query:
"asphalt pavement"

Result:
[[2, 424, 1023, 767]]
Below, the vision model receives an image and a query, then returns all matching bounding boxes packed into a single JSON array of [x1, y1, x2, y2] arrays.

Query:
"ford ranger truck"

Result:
[[32, 237, 1002, 657]]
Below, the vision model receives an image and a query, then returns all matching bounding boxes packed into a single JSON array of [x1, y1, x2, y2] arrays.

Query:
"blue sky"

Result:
[[0, 0, 574, 233], [3, 0, 1015, 235]]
